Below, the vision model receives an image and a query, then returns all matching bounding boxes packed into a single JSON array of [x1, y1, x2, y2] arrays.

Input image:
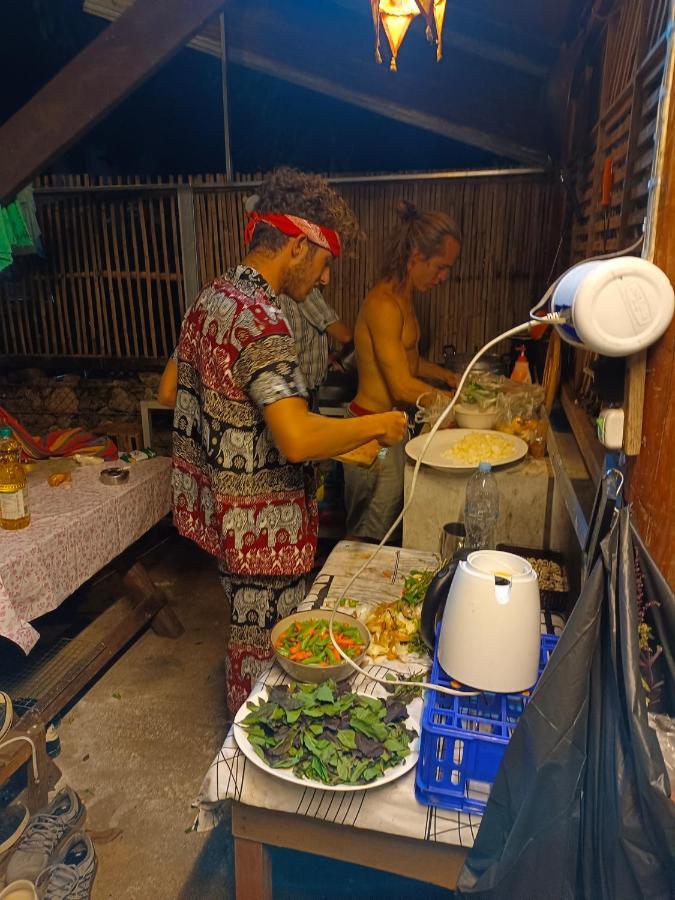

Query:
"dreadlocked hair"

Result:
[[247, 167, 361, 255], [380, 200, 461, 284]]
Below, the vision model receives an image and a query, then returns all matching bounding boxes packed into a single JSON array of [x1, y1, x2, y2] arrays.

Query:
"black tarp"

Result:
[[457, 508, 675, 899]]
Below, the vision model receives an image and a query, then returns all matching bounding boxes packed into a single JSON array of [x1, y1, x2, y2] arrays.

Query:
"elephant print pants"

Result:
[[219, 567, 307, 714]]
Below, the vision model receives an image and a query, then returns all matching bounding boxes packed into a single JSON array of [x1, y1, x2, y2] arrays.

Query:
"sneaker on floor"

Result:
[[0, 802, 29, 855], [5, 788, 85, 884], [0, 692, 13, 741], [0, 880, 38, 900], [35, 832, 96, 900]]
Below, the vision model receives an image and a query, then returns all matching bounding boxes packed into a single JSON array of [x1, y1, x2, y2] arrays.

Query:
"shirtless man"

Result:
[[344, 200, 461, 541]]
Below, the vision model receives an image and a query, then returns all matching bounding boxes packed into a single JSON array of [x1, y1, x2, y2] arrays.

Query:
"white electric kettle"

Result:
[[421, 550, 541, 693]]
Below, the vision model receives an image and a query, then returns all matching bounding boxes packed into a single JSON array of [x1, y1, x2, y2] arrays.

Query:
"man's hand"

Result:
[[441, 369, 458, 389], [376, 410, 408, 446]]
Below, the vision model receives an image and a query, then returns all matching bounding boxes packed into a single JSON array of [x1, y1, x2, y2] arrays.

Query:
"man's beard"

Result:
[[283, 258, 316, 301]]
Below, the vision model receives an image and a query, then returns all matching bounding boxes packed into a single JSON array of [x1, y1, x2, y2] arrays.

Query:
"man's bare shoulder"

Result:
[[361, 281, 403, 322]]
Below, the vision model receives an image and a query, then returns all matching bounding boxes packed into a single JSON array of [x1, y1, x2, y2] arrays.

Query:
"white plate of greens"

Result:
[[233, 680, 420, 792]]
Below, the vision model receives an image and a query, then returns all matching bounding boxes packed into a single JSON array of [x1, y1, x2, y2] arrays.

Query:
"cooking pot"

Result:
[[442, 344, 508, 377], [421, 549, 541, 692]]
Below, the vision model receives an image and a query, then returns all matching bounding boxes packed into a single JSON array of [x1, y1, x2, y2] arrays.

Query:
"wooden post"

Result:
[[0, 0, 227, 202], [234, 838, 273, 900], [120, 560, 185, 639], [177, 185, 201, 307], [627, 19, 675, 588]]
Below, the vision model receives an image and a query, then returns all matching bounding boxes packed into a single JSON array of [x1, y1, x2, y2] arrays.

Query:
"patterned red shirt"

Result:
[[172, 266, 318, 576]]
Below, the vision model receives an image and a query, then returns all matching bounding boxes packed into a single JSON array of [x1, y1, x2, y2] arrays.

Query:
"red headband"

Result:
[[244, 212, 341, 257]]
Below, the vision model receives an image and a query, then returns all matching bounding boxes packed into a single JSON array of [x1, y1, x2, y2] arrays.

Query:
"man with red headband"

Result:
[[172, 168, 406, 713]]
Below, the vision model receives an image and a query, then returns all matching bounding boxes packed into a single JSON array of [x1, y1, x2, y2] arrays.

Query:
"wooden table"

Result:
[[196, 542, 483, 897], [0, 457, 183, 811], [231, 803, 466, 898]]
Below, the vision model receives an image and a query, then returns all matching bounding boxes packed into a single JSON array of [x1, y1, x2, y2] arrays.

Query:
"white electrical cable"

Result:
[[326, 231, 647, 697], [327, 320, 538, 698], [528, 234, 645, 320]]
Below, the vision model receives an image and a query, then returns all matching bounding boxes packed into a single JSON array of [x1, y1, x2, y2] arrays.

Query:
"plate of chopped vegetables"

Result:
[[271, 610, 370, 683], [405, 429, 527, 470], [360, 569, 435, 662], [234, 679, 419, 791]]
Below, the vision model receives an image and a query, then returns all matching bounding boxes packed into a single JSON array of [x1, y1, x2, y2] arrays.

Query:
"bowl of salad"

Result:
[[271, 610, 370, 683]]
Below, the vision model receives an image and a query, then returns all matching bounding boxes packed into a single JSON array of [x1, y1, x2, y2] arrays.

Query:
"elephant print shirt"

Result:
[[172, 266, 318, 576]]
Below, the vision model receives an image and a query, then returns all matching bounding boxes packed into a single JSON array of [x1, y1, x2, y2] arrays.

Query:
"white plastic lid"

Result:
[[570, 257, 674, 356]]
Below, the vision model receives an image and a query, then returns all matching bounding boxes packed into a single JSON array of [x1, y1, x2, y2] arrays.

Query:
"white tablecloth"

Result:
[[196, 542, 487, 849], [0, 456, 171, 653]]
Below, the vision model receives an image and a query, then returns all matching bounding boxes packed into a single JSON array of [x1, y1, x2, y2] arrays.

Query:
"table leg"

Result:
[[120, 560, 184, 639], [140, 402, 152, 449], [25, 720, 49, 812], [234, 836, 272, 900]]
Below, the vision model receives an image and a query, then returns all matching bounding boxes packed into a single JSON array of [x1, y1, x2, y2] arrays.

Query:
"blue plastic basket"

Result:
[[415, 633, 559, 814]]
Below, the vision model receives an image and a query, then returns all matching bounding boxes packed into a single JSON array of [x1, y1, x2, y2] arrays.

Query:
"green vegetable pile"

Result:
[[458, 380, 499, 411], [400, 569, 435, 606], [240, 680, 416, 786]]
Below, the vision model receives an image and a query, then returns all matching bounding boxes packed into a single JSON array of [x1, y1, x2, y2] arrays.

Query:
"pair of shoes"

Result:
[[0, 880, 38, 899], [35, 832, 97, 900], [6, 788, 85, 884], [0, 692, 13, 742], [0, 803, 29, 855]]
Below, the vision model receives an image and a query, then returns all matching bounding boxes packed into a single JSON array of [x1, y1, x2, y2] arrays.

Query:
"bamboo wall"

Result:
[[0, 171, 561, 365]]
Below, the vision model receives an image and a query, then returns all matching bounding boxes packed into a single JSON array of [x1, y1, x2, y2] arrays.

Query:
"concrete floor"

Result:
[[52, 536, 453, 899], [56, 537, 233, 900]]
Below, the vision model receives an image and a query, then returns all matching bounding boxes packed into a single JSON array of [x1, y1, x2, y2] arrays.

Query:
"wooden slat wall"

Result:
[[569, 0, 670, 262], [0, 174, 185, 360], [563, 0, 671, 455], [1, 171, 561, 364]]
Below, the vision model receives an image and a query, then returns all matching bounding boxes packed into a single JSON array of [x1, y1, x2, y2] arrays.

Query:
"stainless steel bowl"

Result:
[[271, 609, 370, 684]]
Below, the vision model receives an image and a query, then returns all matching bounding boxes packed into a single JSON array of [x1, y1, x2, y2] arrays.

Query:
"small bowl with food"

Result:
[[271, 609, 370, 683], [453, 403, 497, 430]]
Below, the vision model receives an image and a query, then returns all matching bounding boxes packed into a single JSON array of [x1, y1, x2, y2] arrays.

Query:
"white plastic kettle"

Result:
[[432, 550, 541, 693]]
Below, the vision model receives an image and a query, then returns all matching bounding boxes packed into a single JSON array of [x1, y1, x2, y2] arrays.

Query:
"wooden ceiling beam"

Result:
[[228, 46, 546, 165], [84, 0, 549, 164], [0, 0, 227, 203]]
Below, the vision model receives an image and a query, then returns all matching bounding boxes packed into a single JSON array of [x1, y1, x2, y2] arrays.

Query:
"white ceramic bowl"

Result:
[[453, 404, 497, 430], [271, 609, 370, 683]]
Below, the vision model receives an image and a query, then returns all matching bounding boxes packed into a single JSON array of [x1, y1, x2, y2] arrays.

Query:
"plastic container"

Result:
[[496, 544, 571, 614], [550, 256, 674, 356], [453, 404, 497, 430], [510, 345, 532, 383], [415, 633, 559, 814], [464, 462, 499, 550], [0, 426, 30, 530]]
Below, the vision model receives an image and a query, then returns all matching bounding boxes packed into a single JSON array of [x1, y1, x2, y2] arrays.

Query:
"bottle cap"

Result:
[[478, 461, 492, 472]]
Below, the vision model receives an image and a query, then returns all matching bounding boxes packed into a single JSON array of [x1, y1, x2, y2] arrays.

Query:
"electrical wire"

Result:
[[327, 321, 535, 699], [528, 234, 645, 320], [326, 235, 646, 699]]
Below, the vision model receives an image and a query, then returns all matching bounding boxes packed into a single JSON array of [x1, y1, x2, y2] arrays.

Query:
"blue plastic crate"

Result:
[[415, 633, 559, 815]]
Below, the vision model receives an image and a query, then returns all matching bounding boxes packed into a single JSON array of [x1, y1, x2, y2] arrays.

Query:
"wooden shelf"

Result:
[[560, 383, 604, 484]]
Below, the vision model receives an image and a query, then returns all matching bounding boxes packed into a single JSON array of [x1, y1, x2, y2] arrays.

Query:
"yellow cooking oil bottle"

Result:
[[0, 424, 30, 530]]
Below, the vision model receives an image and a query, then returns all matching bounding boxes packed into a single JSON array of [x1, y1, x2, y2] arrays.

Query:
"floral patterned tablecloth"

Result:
[[0, 457, 172, 653]]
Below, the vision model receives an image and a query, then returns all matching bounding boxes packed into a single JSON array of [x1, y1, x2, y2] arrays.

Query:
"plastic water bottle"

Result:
[[464, 462, 499, 550]]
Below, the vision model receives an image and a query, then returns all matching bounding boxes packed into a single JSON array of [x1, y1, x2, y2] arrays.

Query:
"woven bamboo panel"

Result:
[[563, 0, 670, 432], [0, 172, 560, 364]]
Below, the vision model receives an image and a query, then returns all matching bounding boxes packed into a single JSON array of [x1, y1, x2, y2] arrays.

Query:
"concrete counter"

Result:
[[403, 455, 554, 554]]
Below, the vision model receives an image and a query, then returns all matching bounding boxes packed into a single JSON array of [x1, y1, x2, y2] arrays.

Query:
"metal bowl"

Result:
[[271, 609, 370, 684]]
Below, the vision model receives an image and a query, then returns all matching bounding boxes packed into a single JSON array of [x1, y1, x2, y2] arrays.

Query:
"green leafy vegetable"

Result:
[[240, 681, 416, 786]]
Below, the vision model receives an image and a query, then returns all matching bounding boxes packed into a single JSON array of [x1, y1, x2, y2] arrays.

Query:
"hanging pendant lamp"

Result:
[[371, 0, 446, 70]]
